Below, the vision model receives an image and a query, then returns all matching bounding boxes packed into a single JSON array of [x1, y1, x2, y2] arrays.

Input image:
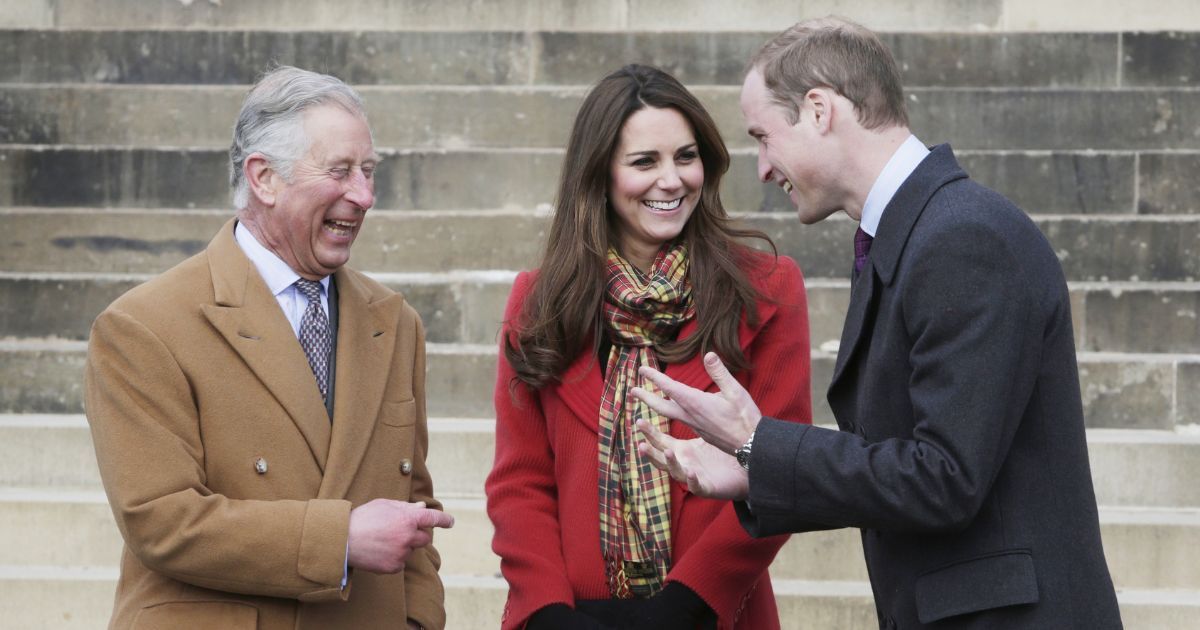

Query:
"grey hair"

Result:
[[230, 66, 369, 209]]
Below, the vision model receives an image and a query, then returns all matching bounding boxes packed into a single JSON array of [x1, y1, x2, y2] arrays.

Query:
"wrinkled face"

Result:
[[608, 106, 704, 270], [741, 69, 838, 224], [258, 104, 378, 279]]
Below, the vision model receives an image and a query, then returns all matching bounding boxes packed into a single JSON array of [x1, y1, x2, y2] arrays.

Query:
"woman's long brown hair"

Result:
[[506, 64, 776, 389]]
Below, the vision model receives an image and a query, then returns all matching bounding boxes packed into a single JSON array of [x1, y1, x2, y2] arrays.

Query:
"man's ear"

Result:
[[803, 88, 834, 134], [244, 153, 277, 207]]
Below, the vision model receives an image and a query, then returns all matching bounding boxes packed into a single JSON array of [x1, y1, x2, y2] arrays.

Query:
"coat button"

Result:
[[400, 459, 413, 475], [254, 457, 268, 474]]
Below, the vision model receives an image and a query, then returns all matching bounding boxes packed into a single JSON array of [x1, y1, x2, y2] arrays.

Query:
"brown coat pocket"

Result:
[[380, 399, 417, 427], [133, 601, 258, 629], [914, 550, 1039, 623]]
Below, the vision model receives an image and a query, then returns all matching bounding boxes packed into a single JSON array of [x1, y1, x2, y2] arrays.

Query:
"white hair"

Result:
[[229, 66, 369, 209]]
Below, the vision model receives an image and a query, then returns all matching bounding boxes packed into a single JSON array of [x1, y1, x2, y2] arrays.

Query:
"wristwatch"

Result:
[[734, 429, 756, 471]]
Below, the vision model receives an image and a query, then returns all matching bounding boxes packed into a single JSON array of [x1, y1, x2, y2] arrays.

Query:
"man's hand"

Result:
[[636, 419, 749, 501], [632, 352, 762, 453], [347, 499, 454, 574]]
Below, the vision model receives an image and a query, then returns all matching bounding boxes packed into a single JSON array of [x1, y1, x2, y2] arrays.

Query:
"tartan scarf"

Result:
[[597, 243, 694, 599]]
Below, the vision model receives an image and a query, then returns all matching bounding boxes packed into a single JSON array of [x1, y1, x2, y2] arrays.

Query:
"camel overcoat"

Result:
[[84, 219, 445, 630]]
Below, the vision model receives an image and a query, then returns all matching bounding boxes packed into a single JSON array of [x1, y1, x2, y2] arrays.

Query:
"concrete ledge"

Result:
[[5, 1, 1200, 32], [8, 86, 1200, 152], [3, 416, 1199, 507], [0, 145, 1184, 213], [0, 571, 1193, 629]]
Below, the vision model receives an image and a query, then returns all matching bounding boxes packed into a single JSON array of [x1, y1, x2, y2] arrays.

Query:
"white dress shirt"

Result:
[[859, 134, 931, 237], [234, 221, 330, 336]]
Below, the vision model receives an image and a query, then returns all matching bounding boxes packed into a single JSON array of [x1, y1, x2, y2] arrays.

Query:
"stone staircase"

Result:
[[2, 1, 1199, 628]]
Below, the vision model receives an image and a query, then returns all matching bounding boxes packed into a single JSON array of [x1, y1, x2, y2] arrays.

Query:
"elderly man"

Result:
[[84, 66, 453, 629], [634, 17, 1120, 629]]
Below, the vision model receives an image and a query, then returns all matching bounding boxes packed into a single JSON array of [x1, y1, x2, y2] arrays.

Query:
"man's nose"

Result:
[[345, 168, 375, 209], [756, 148, 773, 183]]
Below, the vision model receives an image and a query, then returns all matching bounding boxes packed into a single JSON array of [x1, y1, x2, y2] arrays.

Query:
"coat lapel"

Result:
[[829, 270, 878, 392], [319, 269, 405, 500], [828, 144, 969, 394], [200, 219, 332, 470]]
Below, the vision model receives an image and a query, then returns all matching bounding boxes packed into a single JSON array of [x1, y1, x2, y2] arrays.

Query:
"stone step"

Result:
[[5, 209, 1198, 280], [4, 486, 1198, 592], [2, 413, 1199, 508], [9, 0, 1200, 33], [1, 145, 1188, 215], [0, 568, 1193, 630], [3, 27, 1199, 86], [7, 84, 1200, 154], [3, 342, 1199, 430], [3, 269, 1198, 353]]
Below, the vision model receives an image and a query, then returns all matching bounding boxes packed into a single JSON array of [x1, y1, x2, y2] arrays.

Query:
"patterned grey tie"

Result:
[[294, 278, 331, 404]]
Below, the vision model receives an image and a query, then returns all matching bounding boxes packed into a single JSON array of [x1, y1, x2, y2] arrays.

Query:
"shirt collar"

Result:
[[234, 221, 330, 296], [858, 134, 930, 237]]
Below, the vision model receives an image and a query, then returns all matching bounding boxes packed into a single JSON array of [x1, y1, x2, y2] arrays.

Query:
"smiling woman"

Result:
[[485, 64, 813, 630]]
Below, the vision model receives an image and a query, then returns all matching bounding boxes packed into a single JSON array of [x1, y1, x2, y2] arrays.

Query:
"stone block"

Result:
[[536, 32, 1112, 88], [0, 30, 534, 85], [1040, 217, 1200, 282], [0, 147, 568, 210], [364, 88, 580, 149], [426, 347, 498, 419], [0, 497, 123, 567], [0, 277, 141, 341], [0, 0, 52, 28], [1101, 508, 1200, 590], [1076, 359, 1175, 430], [0, 422, 100, 488], [426, 421, 493, 498], [955, 152, 1135, 215], [626, 0, 999, 32], [0, 85, 240, 147], [1001, 0, 1200, 31], [0, 147, 230, 208], [376, 150, 562, 211], [1124, 32, 1200, 87], [885, 33, 1117, 88], [47, 0, 627, 31], [536, 32, 767, 86], [0, 210, 222, 274], [1082, 288, 1200, 353], [1089, 432, 1200, 508], [0, 344, 1193, 429], [1139, 153, 1200, 215], [0, 347, 87, 414], [1179, 362, 1200, 427], [912, 90, 1200, 151]]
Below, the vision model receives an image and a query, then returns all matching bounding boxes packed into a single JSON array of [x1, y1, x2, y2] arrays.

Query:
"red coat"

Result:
[[487, 253, 812, 630]]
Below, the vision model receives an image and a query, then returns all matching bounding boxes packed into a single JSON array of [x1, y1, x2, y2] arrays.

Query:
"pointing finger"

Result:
[[417, 508, 455, 529], [637, 366, 688, 401], [630, 386, 688, 421]]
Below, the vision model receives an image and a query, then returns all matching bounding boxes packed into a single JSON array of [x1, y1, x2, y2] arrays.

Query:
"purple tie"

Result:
[[854, 227, 874, 274]]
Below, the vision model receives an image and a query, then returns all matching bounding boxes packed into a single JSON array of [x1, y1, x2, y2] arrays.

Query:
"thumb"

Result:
[[703, 352, 736, 391]]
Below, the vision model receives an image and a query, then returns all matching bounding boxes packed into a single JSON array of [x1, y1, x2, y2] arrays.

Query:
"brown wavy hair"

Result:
[[505, 64, 776, 389]]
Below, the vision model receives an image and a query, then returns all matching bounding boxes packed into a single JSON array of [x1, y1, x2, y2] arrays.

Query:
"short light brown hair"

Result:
[[749, 16, 908, 130]]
